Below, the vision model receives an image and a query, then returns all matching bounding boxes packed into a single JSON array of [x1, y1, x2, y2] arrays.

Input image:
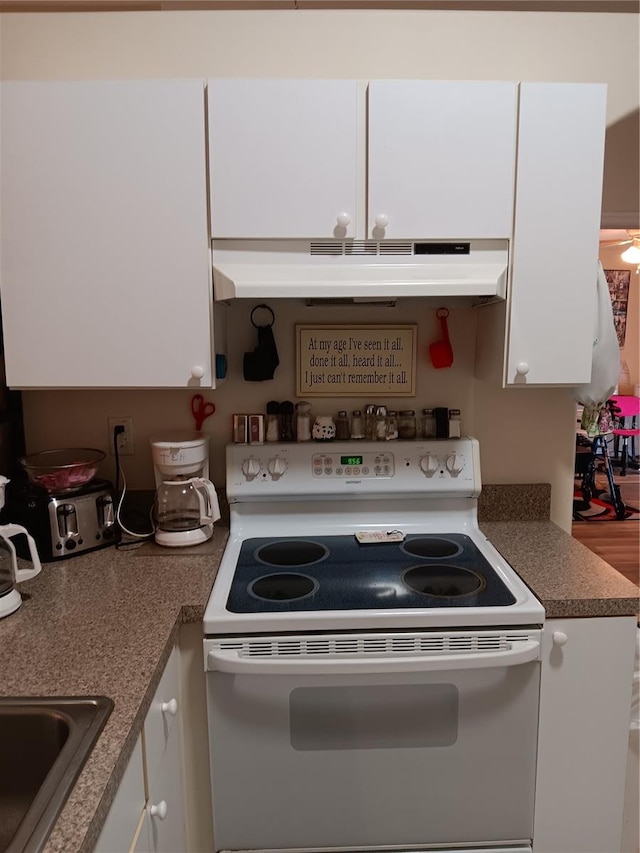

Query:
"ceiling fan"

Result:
[[599, 229, 640, 263]]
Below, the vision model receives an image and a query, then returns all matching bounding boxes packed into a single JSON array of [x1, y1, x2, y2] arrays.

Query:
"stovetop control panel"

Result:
[[227, 438, 481, 499], [312, 449, 395, 479]]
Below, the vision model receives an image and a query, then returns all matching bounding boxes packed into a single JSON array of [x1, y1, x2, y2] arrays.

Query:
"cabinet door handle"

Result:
[[552, 631, 568, 647], [191, 365, 205, 379], [150, 800, 168, 820], [374, 214, 389, 229], [161, 698, 178, 716], [515, 361, 530, 376], [336, 212, 351, 227]]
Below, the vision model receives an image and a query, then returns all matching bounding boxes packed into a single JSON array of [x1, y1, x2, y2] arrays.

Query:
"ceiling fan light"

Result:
[[621, 239, 640, 264]]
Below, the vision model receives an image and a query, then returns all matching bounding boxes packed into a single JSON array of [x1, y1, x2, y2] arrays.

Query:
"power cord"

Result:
[[112, 425, 155, 544]]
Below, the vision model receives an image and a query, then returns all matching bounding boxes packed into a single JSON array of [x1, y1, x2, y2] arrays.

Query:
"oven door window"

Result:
[[207, 664, 540, 852], [290, 683, 458, 750]]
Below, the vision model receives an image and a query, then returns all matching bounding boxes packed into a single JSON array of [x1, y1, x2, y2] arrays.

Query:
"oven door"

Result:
[[205, 630, 541, 853]]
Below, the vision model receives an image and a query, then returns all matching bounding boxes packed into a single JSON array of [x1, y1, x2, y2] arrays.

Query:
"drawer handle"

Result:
[[161, 698, 178, 716], [150, 800, 168, 821]]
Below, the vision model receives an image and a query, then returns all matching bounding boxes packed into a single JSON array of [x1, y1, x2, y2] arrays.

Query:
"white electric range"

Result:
[[203, 438, 544, 853]]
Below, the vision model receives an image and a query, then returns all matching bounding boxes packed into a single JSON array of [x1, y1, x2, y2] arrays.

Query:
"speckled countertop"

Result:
[[0, 484, 637, 853]]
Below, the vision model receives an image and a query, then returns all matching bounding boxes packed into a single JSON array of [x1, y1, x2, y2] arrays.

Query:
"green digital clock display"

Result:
[[341, 455, 363, 466]]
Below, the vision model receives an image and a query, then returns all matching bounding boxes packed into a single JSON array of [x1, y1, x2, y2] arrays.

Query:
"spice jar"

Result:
[[265, 400, 280, 443], [280, 401, 295, 442], [350, 410, 364, 440], [421, 408, 436, 439], [335, 411, 350, 440], [364, 404, 377, 441], [385, 410, 398, 440], [375, 406, 388, 441], [448, 408, 461, 438], [295, 401, 313, 442], [398, 410, 417, 440]]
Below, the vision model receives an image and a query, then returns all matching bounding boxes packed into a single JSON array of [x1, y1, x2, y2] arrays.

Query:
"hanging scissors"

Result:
[[191, 394, 216, 431]]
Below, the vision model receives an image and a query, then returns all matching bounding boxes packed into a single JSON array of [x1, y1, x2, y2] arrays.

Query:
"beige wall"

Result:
[[1, 8, 638, 530]]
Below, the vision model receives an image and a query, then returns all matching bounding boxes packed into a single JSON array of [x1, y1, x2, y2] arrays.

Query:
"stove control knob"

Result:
[[419, 453, 439, 477], [445, 452, 465, 477], [267, 457, 287, 480], [241, 457, 262, 480]]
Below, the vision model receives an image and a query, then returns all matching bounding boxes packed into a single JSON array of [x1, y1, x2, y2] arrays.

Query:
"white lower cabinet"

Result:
[[95, 645, 186, 853], [95, 736, 147, 853], [534, 616, 637, 853]]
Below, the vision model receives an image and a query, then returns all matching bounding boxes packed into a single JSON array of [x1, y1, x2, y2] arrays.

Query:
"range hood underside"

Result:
[[213, 262, 509, 300]]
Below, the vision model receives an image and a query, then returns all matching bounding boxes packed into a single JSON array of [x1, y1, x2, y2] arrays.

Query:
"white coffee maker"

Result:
[[150, 433, 221, 548], [0, 475, 42, 618]]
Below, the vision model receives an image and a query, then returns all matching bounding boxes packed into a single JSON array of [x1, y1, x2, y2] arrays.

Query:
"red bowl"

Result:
[[20, 448, 106, 493]]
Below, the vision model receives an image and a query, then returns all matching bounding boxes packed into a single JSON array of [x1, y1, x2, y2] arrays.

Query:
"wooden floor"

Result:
[[572, 468, 640, 587]]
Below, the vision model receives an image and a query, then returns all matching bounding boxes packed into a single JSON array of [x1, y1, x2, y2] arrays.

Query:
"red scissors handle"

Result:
[[191, 394, 216, 431]]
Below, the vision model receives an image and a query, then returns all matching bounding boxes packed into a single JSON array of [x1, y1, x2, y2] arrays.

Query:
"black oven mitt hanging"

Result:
[[243, 304, 280, 382]]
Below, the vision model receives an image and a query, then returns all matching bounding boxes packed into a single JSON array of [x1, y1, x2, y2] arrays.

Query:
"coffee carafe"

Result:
[[0, 475, 42, 618], [150, 433, 220, 547], [153, 476, 220, 547]]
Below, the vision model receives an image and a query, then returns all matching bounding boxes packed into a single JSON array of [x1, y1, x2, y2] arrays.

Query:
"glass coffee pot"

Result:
[[0, 475, 42, 618], [153, 476, 221, 548]]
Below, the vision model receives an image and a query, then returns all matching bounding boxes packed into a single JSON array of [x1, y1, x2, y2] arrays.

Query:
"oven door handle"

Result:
[[207, 640, 541, 675]]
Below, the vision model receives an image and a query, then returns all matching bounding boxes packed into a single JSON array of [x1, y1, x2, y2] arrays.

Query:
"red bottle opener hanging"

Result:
[[429, 307, 454, 369]]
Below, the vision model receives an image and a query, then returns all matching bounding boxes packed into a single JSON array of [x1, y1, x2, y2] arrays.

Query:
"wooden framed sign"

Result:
[[296, 324, 417, 397]]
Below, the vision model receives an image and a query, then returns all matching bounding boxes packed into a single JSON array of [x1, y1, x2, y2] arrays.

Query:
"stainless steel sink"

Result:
[[0, 696, 113, 853]]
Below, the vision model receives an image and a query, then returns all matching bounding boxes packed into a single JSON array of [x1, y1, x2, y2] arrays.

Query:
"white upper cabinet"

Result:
[[1, 80, 215, 389], [367, 80, 517, 240], [207, 79, 361, 239], [207, 79, 517, 242], [505, 82, 607, 386]]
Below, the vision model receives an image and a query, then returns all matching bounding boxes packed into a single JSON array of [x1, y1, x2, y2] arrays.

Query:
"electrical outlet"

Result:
[[107, 417, 135, 456]]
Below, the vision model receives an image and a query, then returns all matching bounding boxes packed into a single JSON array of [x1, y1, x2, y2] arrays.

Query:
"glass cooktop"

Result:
[[226, 534, 516, 613]]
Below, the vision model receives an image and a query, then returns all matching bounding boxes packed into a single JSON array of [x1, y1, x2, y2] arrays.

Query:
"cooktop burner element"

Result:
[[255, 540, 329, 567], [401, 537, 462, 559], [226, 534, 516, 613], [249, 573, 319, 601], [402, 564, 486, 598]]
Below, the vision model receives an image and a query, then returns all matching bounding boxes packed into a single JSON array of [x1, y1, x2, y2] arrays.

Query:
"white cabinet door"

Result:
[[505, 82, 607, 386], [146, 728, 187, 853], [368, 80, 517, 240], [94, 736, 146, 853], [534, 616, 637, 853], [0, 80, 214, 389], [143, 646, 181, 787], [208, 79, 361, 239]]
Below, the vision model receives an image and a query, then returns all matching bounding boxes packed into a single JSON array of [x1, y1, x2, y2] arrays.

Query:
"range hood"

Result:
[[212, 239, 509, 302]]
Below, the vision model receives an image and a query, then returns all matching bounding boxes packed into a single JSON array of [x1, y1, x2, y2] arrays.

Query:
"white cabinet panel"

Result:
[[146, 728, 187, 853], [506, 82, 607, 386], [208, 79, 360, 239], [143, 646, 181, 787], [0, 80, 214, 388], [534, 616, 637, 853], [367, 80, 517, 239], [208, 79, 516, 243], [94, 736, 146, 853]]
